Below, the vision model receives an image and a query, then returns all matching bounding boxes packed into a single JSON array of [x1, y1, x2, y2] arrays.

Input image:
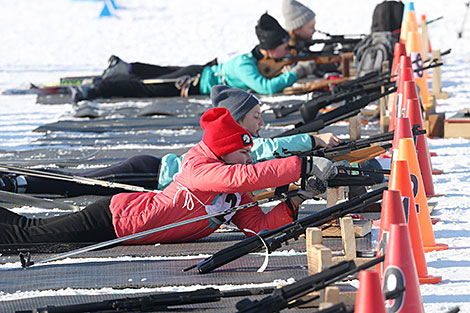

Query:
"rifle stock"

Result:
[[189, 186, 386, 274], [257, 52, 353, 79]]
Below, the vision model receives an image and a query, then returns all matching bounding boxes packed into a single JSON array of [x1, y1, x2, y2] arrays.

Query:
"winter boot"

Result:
[[102, 55, 129, 79], [0, 174, 27, 193]]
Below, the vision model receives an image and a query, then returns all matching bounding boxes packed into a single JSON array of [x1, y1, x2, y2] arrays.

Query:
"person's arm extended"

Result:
[[188, 156, 301, 194], [251, 133, 340, 161], [228, 55, 298, 94]]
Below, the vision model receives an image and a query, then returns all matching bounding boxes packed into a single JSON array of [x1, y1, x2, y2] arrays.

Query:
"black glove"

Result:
[[305, 176, 328, 196], [291, 60, 317, 78], [290, 189, 316, 206], [301, 156, 337, 181]]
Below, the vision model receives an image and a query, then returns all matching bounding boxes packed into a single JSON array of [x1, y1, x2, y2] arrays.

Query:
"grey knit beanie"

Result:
[[211, 85, 261, 122], [282, 0, 316, 31]]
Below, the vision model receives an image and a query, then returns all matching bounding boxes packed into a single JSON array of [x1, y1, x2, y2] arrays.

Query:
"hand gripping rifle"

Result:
[[184, 186, 386, 274], [235, 256, 384, 313], [16, 287, 275, 313]]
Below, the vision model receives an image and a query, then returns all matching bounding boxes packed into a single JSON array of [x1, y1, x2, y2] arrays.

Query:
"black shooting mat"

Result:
[[0, 254, 309, 293], [1, 286, 355, 313], [31, 128, 204, 148], [70, 99, 212, 119], [33, 111, 302, 133]]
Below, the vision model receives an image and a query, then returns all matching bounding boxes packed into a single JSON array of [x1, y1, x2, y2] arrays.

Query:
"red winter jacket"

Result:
[[109, 141, 302, 244]]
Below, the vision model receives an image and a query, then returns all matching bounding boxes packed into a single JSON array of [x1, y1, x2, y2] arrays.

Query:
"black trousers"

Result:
[[0, 197, 116, 244], [25, 155, 161, 197], [92, 64, 204, 98]]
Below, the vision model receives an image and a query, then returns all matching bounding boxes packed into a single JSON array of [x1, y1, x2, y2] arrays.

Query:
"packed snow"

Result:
[[1, 0, 470, 312]]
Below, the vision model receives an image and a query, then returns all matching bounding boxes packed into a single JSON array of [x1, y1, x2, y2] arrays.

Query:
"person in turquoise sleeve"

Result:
[[71, 13, 317, 102]]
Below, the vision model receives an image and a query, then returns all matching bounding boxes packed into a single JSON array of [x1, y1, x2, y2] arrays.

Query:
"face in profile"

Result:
[[238, 104, 264, 137], [267, 42, 290, 59], [295, 18, 316, 40], [221, 147, 253, 165]]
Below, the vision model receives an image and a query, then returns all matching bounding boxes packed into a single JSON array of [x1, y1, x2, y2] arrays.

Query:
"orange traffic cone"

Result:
[[391, 117, 413, 160], [354, 270, 386, 313], [382, 223, 425, 312], [376, 190, 406, 277], [400, 2, 419, 43], [405, 96, 442, 197], [397, 138, 448, 252], [405, 96, 444, 178], [389, 160, 442, 284], [391, 42, 407, 80], [389, 57, 413, 132], [406, 30, 432, 110]]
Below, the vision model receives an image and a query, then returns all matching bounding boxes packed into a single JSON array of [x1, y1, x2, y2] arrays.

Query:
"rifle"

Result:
[[235, 256, 384, 313], [257, 51, 353, 79], [275, 124, 424, 160], [304, 37, 363, 48], [274, 77, 392, 119], [273, 86, 396, 137], [16, 287, 275, 313], [184, 186, 386, 274]]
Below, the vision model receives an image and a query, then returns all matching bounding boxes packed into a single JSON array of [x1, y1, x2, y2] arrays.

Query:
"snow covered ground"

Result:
[[0, 0, 470, 311]]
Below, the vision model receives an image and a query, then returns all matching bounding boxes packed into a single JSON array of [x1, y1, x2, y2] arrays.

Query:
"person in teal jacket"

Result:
[[71, 12, 317, 102], [0, 86, 339, 197]]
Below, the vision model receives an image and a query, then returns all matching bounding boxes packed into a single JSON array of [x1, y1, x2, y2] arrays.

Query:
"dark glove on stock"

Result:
[[301, 156, 337, 181], [292, 60, 317, 78]]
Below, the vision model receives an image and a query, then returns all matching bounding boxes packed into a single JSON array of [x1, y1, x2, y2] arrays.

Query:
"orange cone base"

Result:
[[428, 194, 445, 198], [424, 243, 448, 252], [431, 218, 441, 225], [432, 169, 444, 175], [380, 153, 392, 159], [419, 274, 442, 284], [430, 152, 437, 157]]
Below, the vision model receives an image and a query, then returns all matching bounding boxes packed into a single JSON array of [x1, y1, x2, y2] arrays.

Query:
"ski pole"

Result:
[[458, 2, 470, 38], [19, 189, 299, 268], [0, 164, 157, 193]]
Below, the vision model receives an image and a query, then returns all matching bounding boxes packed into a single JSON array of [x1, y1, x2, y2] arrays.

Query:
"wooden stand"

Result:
[[430, 50, 449, 100], [299, 217, 375, 307], [348, 114, 362, 141], [444, 109, 470, 139]]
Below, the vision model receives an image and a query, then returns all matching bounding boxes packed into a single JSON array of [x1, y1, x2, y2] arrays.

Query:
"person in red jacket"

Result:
[[0, 107, 336, 244]]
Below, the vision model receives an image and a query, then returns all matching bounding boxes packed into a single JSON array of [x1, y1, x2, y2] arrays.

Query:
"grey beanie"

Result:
[[211, 85, 261, 122], [282, 0, 316, 31]]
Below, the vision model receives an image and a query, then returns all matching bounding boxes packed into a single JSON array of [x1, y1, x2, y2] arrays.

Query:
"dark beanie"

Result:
[[200, 107, 253, 157], [211, 85, 261, 122], [255, 12, 290, 50]]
